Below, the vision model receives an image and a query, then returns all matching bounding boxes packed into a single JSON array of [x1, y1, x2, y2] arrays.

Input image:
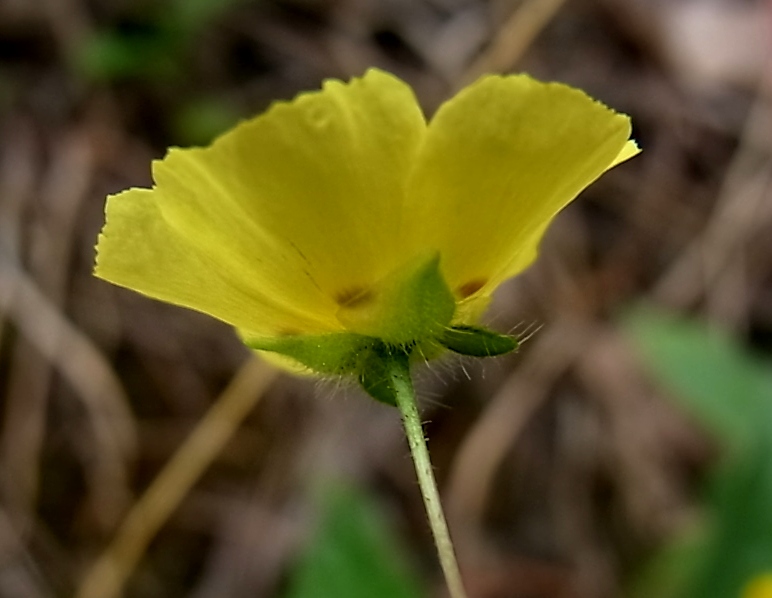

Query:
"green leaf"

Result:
[[628, 438, 772, 598], [75, 29, 179, 82], [624, 306, 772, 454], [623, 306, 772, 598], [439, 325, 518, 357], [627, 528, 708, 598], [285, 484, 424, 598], [168, 0, 246, 32], [630, 437, 772, 598], [688, 434, 772, 598], [173, 98, 241, 146]]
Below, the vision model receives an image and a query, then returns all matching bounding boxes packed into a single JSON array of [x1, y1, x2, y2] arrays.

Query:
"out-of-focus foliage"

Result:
[[285, 483, 424, 598], [627, 308, 772, 456], [74, 0, 245, 144], [172, 97, 240, 146], [75, 0, 245, 82], [626, 308, 772, 598]]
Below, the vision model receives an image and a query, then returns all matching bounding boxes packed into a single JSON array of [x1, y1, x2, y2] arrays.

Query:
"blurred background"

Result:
[[1, 0, 771, 597]]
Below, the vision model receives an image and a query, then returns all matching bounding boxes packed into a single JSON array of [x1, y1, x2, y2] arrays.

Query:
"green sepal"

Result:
[[243, 332, 378, 376], [439, 325, 518, 357], [358, 343, 410, 407], [336, 252, 456, 345]]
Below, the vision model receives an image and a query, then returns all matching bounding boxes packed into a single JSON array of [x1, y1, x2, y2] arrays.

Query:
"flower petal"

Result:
[[610, 139, 641, 169], [95, 188, 335, 335], [151, 68, 426, 319], [406, 74, 634, 298]]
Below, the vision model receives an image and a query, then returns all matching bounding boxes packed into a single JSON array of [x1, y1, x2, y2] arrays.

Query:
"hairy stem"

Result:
[[388, 356, 468, 598]]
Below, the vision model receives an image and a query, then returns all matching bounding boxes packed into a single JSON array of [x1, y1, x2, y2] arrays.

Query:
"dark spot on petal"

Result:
[[278, 328, 300, 337], [335, 286, 375, 308], [457, 278, 487, 298]]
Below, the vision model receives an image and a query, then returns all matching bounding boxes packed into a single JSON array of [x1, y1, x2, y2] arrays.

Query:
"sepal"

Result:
[[336, 252, 456, 345], [439, 325, 518, 357], [243, 332, 377, 376], [358, 343, 410, 406]]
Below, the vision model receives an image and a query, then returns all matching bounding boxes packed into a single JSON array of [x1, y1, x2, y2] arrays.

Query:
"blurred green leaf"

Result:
[[629, 440, 772, 598], [173, 98, 240, 146], [75, 0, 244, 83], [625, 306, 772, 454], [624, 307, 772, 598], [75, 29, 179, 81], [627, 528, 708, 598], [285, 483, 424, 598], [688, 434, 772, 598], [168, 0, 246, 32]]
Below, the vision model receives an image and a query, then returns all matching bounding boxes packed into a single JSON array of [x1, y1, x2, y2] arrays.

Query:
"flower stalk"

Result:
[[368, 351, 468, 598]]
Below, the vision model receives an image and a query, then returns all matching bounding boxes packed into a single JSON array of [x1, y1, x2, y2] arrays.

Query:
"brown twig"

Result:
[[75, 357, 278, 598]]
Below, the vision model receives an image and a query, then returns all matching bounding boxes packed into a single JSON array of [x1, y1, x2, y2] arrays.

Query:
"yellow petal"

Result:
[[405, 74, 634, 299], [609, 139, 641, 169], [151, 68, 426, 320], [95, 188, 333, 336], [744, 574, 772, 598]]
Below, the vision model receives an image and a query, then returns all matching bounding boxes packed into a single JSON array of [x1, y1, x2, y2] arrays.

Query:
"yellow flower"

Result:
[[95, 68, 638, 377], [744, 574, 772, 598]]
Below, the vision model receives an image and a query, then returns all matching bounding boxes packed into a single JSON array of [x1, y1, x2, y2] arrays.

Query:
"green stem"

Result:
[[388, 356, 468, 598]]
